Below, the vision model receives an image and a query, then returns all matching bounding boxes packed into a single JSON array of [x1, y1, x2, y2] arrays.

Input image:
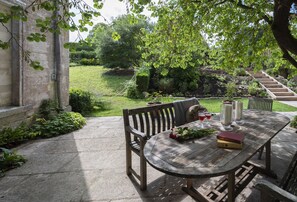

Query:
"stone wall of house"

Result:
[[0, 0, 69, 128], [0, 5, 12, 107]]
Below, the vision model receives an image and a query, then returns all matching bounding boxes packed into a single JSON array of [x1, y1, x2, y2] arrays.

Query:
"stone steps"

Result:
[[249, 71, 297, 101], [269, 88, 289, 92], [275, 96, 297, 101]]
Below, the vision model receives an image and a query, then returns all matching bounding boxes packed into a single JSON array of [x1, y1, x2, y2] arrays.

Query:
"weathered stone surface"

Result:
[[1, 115, 297, 202], [0, 0, 69, 126]]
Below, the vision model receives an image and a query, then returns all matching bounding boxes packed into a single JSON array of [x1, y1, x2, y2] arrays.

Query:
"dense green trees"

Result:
[[129, 0, 297, 75], [1, 0, 297, 75], [89, 15, 151, 68]]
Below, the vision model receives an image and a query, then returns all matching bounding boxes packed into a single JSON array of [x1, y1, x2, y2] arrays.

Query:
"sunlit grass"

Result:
[[70, 65, 132, 96], [90, 97, 297, 117], [70, 65, 297, 117]]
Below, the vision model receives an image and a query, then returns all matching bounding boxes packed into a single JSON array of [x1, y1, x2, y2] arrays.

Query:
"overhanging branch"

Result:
[[280, 45, 297, 67]]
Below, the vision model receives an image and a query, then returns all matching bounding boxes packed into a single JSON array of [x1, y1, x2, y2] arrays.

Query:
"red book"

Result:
[[217, 131, 244, 144]]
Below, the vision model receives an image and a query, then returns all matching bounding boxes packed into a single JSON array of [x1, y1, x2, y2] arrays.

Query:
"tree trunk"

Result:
[[272, 0, 297, 68]]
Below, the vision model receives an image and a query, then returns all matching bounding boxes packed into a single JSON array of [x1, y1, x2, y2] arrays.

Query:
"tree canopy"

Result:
[[89, 15, 151, 69], [134, 0, 297, 76], [1, 0, 297, 75]]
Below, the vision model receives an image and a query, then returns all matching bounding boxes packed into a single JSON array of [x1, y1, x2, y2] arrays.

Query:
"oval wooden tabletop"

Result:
[[143, 110, 290, 178]]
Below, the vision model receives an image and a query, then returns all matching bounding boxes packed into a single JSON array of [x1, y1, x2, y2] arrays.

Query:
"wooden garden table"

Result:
[[143, 110, 290, 202]]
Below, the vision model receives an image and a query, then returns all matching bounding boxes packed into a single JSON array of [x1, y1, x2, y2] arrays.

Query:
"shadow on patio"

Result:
[[0, 113, 296, 201]]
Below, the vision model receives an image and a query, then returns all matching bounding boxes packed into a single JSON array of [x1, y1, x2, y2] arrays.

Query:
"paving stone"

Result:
[[6, 153, 78, 175], [0, 171, 101, 202], [1, 114, 297, 202]]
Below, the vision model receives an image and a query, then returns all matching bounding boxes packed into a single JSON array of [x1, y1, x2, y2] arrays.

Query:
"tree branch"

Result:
[[271, 0, 297, 68], [263, 15, 273, 25], [214, 0, 228, 7], [280, 45, 297, 67], [229, 0, 254, 10]]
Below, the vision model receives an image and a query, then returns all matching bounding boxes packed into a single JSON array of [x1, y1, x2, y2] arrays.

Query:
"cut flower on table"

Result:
[[169, 127, 216, 141]]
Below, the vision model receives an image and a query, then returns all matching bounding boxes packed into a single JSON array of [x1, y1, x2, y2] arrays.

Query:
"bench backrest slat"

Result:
[[124, 103, 175, 139], [139, 113, 144, 132], [144, 112, 150, 136], [160, 109, 166, 131]]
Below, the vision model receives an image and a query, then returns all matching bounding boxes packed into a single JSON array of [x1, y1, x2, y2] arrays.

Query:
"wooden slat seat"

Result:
[[255, 152, 297, 202]]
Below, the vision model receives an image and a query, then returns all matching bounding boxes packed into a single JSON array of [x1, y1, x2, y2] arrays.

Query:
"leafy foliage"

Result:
[[248, 81, 267, 97], [290, 116, 297, 129], [69, 88, 109, 115], [0, 123, 38, 147], [170, 127, 216, 141], [136, 68, 150, 93], [69, 42, 100, 65], [128, 0, 297, 75], [31, 112, 86, 137], [225, 82, 237, 100], [125, 80, 142, 99], [89, 15, 151, 69], [69, 89, 93, 115], [0, 147, 26, 173], [0, 100, 86, 147], [0, 0, 101, 69]]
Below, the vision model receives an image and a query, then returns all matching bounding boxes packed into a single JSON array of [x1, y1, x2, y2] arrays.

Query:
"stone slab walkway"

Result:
[[0, 113, 297, 202]]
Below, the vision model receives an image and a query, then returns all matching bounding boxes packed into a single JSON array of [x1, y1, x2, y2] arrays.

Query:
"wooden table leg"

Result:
[[266, 140, 271, 172], [265, 140, 277, 179], [228, 172, 235, 202], [182, 178, 208, 202]]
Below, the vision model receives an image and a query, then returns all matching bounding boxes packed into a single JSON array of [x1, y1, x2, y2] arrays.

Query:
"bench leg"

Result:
[[126, 145, 132, 176], [140, 154, 147, 190]]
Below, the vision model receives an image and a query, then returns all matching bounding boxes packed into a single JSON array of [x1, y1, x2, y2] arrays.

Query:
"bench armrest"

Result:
[[126, 126, 147, 140], [255, 180, 297, 202]]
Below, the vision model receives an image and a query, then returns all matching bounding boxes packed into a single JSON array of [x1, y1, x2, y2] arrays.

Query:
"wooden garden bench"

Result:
[[122, 97, 200, 190], [255, 151, 297, 202], [123, 103, 176, 190]]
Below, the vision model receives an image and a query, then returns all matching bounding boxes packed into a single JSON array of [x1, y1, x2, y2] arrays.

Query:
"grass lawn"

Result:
[[70, 65, 297, 117], [70, 65, 132, 96], [90, 96, 297, 117]]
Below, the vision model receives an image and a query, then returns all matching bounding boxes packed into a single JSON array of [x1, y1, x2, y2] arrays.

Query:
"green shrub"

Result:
[[31, 112, 86, 138], [188, 81, 199, 91], [290, 116, 297, 128], [233, 68, 247, 76], [288, 79, 297, 88], [0, 123, 37, 147], [70, 89, 93, 115], [70, 50, 97, 63], [126, 80, 141, 99], [178, 82, 188, 93], [136, 73, 149, 93], [79, 58, 100, 66], [92, 98, 110, 111], [38, 99, 60, 120], [248, 81, 267, 97], [159, 78, 174, 93], [0, 147, 26, 173], [225, 82, 237, 99]]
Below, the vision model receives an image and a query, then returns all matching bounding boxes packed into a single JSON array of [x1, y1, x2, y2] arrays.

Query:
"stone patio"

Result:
[[0, 113, 297, 202]]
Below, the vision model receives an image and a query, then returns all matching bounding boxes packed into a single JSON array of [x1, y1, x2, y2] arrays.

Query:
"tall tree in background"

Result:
[[89, 15, 151, 69]]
